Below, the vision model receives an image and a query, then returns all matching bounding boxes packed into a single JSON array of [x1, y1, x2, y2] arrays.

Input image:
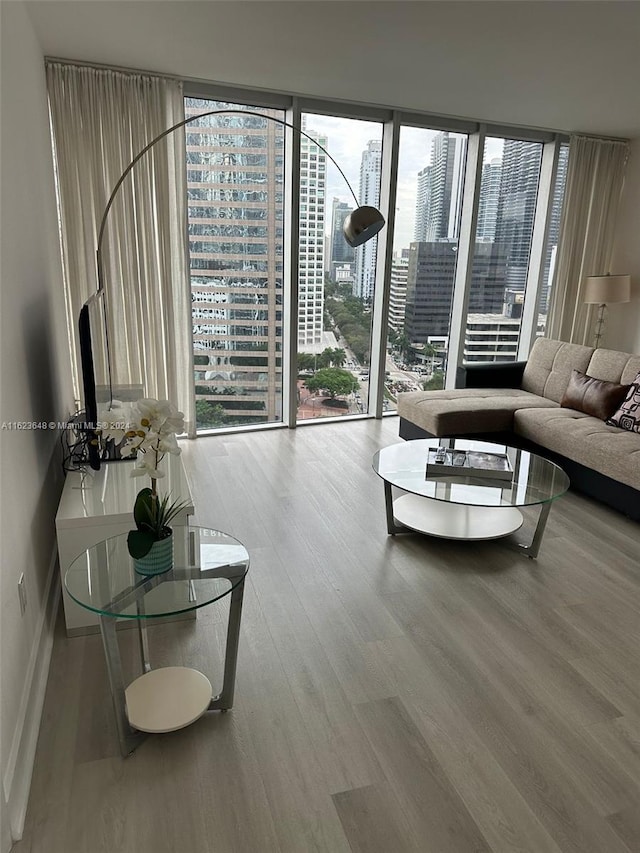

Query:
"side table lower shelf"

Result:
[[125, 667, 213, 733]]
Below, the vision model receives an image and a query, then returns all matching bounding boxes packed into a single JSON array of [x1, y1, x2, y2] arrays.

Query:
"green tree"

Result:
[[395, 330, 416, 364], [316, 347, 346, 368], [422, 371, 445, 391], [195, 400, 227, 428], [297, 353, 316, 372], [305, 368, 359, 399]]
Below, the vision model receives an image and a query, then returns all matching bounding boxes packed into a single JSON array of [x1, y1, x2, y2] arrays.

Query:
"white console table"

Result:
[[56, 453, 194, 636]]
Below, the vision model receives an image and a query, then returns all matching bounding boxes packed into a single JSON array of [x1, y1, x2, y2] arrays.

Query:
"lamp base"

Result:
[[593, 303, 606, 349]]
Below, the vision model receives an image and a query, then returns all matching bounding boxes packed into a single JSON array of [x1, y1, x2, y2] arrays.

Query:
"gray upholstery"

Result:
[[521, 338, 594, 402], [399, 388, 557, 437], [514, 407, 640, 490], [586, 348, 640, 385]]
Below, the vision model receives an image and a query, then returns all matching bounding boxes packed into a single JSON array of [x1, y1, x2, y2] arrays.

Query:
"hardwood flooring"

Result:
[[15, 417, 640, 852]]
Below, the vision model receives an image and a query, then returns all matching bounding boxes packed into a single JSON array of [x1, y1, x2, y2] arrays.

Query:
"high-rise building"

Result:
[[354, 140, 382, 301], [464, 313, 521, 362], [539, 144, 569, 313], [185, 99, 284, 428], [330, 198, 354, 268], [476, 157, 502, 240], [494, 139, 543, 291], [414, 132, 465, 242], [404, 241, 507, 343], [388, 249, 409, 332], [414, 165, 432, 242], [298, 124, 327, 347]]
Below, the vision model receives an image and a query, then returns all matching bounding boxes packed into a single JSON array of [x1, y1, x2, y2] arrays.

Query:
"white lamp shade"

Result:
[[584, 274, 631, 304], [343, 206, 385, 248]]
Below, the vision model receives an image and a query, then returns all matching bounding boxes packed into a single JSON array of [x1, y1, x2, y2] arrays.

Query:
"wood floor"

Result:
[[16, 417, 640, 852]]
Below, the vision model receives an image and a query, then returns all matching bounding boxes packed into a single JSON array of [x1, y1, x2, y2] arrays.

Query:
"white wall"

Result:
[[0, 2, 73, 845], [607, 139, 640, 353]]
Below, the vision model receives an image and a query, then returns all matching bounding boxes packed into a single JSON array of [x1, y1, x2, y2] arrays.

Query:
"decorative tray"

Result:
[[425, 448, 513, 481]]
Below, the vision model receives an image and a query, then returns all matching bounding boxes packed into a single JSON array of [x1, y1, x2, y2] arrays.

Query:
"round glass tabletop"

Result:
[[373, 438, 569, 508], [65, 526, 249, 619]]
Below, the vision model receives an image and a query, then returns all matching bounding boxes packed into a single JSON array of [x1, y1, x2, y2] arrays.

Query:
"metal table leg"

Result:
[[514, 501, 552, 559], [99, 615, 147, 757], [136, 598, 151, 674], [383, 481, 408, 535], [209, 577, 246, 711]]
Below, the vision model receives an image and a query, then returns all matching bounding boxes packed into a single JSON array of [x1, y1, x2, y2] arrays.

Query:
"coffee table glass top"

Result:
[[65, 526, 249, 619], [373, 439, 569, 508]]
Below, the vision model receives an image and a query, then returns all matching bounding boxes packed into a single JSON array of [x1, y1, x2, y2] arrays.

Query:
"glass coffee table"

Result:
[[373, 438, 569, 558], [65, 525, 249, 756]]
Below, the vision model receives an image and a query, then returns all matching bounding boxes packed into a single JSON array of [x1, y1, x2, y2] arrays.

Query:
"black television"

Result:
[[78, 290, 112, 470]]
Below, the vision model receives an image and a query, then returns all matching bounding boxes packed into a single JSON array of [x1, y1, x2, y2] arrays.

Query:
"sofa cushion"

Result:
[[586, 348, 640, 385], [560, 370, 630, 420], [398, 388, 557, 437], [607, 371, 640, 433], [521, 338, 594, 402], [514, 407, 640, 490]]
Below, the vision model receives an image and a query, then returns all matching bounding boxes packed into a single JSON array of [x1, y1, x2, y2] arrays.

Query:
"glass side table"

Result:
[[65, 525, 249, 756]]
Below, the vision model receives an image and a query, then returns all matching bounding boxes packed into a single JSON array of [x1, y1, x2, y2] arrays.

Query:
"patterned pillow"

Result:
[[606, 371, 640, 433]]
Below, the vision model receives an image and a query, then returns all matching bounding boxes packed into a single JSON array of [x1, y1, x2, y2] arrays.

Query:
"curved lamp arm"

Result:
[[96, 108, 385, 292]]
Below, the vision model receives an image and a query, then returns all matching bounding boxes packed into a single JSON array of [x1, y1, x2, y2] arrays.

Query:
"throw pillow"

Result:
[[606, 371, 640, 433], [560, 369, 630, 420]]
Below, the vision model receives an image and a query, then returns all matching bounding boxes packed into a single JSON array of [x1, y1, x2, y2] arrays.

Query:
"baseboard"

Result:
[[3, 546, 60, 844]]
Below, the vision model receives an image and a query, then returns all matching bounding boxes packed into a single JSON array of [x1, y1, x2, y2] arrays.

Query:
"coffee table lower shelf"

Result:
[[392, 493, 524, 541]]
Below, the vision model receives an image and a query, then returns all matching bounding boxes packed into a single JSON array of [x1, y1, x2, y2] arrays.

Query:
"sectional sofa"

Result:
[[397, 337, 640, 520]]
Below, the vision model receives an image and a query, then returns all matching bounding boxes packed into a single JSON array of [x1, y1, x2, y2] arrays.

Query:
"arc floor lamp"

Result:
[[96, 108, 386, 294]]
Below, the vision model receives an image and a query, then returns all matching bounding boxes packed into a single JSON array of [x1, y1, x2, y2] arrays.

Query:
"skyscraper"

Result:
[[354, 140, 382, 301], [414, 132, 465, 242], [404, 241, 507, 343], [414, 165, 432, 242], [330, 199, 354, 268], [298, 124, 327, 347], [476, 157, 502, 240], [388, 249, 409, 332], [494, 139, 543, 291]]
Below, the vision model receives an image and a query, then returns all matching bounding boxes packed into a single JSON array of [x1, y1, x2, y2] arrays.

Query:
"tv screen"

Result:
[[78, 291, 112, 470]]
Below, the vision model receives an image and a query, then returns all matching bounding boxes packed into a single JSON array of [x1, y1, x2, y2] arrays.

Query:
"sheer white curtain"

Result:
[[547, 135, 629, 345], [46, 62, 195, 436]]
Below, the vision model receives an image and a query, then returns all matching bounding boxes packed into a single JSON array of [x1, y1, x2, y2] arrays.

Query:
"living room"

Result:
[[2, 2, 640, 851]]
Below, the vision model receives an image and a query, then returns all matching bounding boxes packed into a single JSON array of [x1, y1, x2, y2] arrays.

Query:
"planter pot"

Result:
[[133, 532, 173, 576]]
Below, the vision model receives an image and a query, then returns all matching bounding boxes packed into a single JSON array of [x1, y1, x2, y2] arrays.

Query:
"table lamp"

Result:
[[583, 274, 631, 347]]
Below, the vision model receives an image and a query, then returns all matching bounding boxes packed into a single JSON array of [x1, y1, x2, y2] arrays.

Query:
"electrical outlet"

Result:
[[18, 574, 27, 615]]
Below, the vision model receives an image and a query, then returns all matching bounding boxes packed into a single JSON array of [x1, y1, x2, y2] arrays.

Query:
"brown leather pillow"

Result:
[[561, 369, 630, 420]]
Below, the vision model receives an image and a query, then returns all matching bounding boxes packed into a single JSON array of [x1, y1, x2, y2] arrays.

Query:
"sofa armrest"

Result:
[[455, 361, 527, 389]]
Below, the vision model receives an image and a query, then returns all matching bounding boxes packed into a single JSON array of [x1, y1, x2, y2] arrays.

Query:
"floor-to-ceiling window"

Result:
[[183, 89, 570, 432], [463, 137, 543, 363], [296, 114, 382, 421], [185, 98, 285, 430], [386, 126, 468, 403]]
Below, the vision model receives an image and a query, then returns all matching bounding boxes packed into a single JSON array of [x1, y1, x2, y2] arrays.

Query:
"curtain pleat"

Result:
[[547, 135, 629, 345], [46, 63, 195, 436]]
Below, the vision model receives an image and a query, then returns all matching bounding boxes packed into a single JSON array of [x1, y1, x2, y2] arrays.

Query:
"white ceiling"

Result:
[[25, 0, 640, 138]]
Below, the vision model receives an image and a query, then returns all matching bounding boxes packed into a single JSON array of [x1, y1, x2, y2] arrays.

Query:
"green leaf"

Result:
[[127, 529, 156, 558], [133, 488, 155, 529]]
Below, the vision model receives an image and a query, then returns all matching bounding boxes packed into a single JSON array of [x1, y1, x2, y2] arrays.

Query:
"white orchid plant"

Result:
[[101, 398, 190, 558]]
